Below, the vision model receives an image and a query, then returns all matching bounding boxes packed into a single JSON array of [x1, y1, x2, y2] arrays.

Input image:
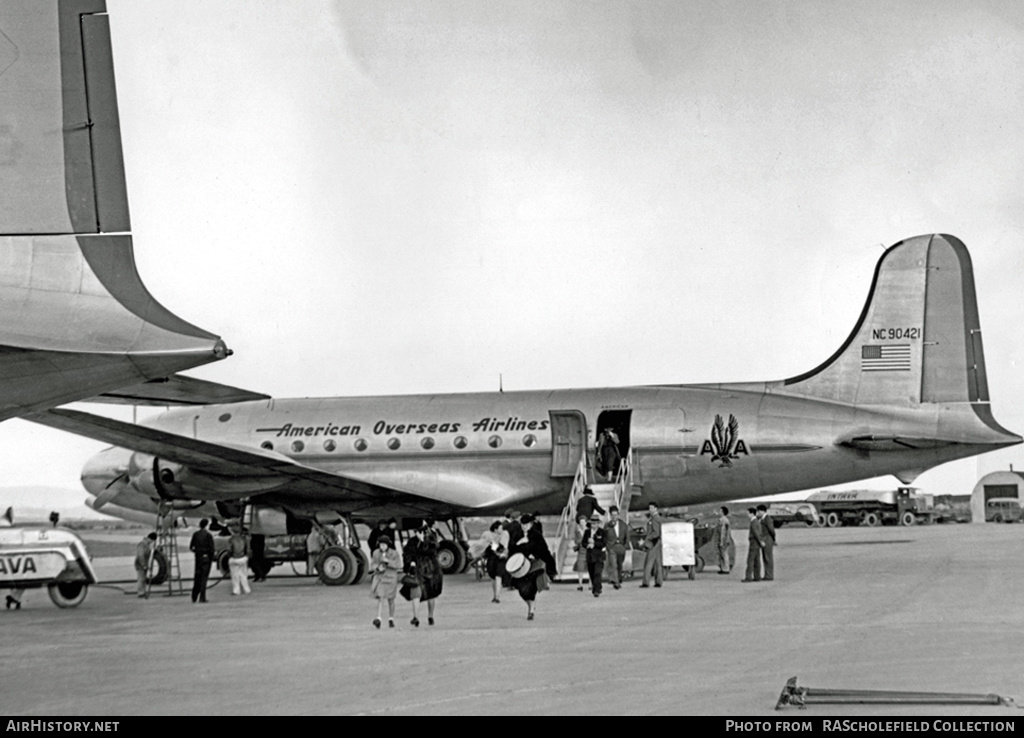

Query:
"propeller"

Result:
[[91, 473, 128, 510]]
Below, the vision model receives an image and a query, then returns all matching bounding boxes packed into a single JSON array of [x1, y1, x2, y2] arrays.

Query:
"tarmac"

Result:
[[1, 522, 1022, 716]]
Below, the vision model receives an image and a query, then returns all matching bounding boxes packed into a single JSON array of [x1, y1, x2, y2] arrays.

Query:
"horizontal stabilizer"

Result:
[[88, 374, 270, 406], [838, 435, 955, 452]]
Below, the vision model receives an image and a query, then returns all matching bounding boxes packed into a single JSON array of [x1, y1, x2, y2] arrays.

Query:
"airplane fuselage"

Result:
[[116, 381, 1003, 518]]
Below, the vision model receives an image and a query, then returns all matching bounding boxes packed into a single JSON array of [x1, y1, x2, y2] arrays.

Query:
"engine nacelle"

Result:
[[127, 452, 291, 501], [127, 452, 170, 499]]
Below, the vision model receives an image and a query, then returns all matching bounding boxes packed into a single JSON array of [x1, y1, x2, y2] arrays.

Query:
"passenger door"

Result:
[[548, 410, 587, 477]]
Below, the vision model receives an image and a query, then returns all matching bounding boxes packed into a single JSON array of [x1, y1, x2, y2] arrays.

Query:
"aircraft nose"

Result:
[[81, 446, 131, 502]]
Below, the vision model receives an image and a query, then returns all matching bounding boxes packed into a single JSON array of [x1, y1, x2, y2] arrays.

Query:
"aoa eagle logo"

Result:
[[700, 413, 750, 467]]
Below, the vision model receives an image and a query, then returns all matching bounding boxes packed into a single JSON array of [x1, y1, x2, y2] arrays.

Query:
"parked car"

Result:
[[0, 525, 98, 607]]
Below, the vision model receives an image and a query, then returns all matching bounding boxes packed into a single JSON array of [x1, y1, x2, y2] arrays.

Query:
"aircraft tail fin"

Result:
[[0, 1, 228, 421], [1, 0, 129, 235], [781, 234, 990, 408]]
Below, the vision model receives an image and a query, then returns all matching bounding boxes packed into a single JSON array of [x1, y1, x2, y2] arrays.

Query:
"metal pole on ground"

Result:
[[775, 676, 1016, 710]]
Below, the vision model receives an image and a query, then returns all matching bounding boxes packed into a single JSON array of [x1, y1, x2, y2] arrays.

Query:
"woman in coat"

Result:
[[369, 535, 402, 628], [402, 523, 443, 626], [479, 520, 507, 604], [508, 513, 557, 620]]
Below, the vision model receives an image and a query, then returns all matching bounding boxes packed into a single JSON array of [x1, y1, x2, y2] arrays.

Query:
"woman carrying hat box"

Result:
[[401, 522, 444, 627], [369, 536, 402, 629], [506, 514, 557, 621]]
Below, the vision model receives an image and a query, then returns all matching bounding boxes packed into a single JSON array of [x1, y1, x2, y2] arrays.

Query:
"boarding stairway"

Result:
[[551, 450, 636, 582]]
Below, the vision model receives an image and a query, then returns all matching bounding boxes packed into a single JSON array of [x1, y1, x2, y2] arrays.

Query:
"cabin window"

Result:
[[218, 413, 232, 423], [354, 438, 368, 452], [522, 434, 537, 448], [291, 440, 305, 453], [488, 435, 502, 448], [261, 441, 273, 451], [421, 437, 435, 449], [453, 436, 468, 449], [323, 439, 336, 452], [387, 438, 401, 450]]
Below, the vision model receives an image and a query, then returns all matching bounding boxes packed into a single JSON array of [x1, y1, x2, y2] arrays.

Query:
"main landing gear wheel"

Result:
[[217, 550, 232, 576], [436, 539, 467, 576], [48, 581, 88, 608], [316, 547, 358, 586]]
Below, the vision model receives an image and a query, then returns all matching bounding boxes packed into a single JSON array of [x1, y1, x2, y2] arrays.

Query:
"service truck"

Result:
[[807, 487, 937, 527]]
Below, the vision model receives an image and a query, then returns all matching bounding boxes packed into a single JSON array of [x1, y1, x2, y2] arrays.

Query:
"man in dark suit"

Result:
[[189, 518, 216, 603], [743, 507, 765, 582], [640, 503, 664, 588], [756, 504, 776, 581], [581, 514, 608, 597], [603, 505, 629, 589]]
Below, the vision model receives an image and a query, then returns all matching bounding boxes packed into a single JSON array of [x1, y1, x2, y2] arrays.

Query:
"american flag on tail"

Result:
[[861, 344, 911, 372]]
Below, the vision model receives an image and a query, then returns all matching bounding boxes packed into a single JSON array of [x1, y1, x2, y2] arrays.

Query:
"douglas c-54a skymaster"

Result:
[[3, 2, 1021, 585], [59, 232, 1021, 585]]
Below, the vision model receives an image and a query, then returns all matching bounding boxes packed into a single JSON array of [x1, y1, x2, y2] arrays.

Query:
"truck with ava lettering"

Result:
[[806, 487, 937, 527], [0, 525, 98, 607]]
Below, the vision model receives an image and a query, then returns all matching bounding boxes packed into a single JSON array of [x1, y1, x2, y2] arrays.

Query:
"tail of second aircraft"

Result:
[[779, 234, 993, 409], [0, 1, 229, 421]]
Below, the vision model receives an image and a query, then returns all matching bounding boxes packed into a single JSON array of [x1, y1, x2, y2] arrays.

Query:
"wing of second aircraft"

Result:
[[27, 408, 458, 517]]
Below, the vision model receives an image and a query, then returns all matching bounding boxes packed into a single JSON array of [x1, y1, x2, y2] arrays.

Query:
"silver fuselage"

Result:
[[83, 381, 1016, 519]]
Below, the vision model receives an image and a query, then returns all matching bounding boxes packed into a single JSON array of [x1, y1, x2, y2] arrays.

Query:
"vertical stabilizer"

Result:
[[0, 1, 228, 421], [781, 234, 987, 407], [0, 0, 128, 235]]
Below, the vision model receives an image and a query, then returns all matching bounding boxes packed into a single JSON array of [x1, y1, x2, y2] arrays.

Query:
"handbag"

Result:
[[400, 573, 419, 587]]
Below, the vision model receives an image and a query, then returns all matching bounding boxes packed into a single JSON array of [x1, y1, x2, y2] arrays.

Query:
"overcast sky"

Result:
[[3, 0, 1024, 515]]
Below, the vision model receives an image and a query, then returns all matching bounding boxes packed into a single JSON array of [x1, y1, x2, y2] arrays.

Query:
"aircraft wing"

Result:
[[27, 408, 454, 516], [0, 2, 229, 423]]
